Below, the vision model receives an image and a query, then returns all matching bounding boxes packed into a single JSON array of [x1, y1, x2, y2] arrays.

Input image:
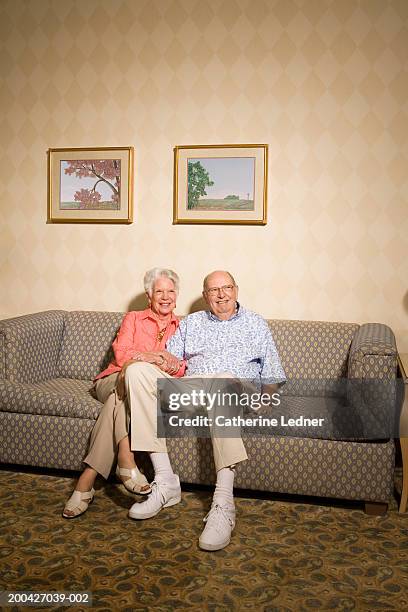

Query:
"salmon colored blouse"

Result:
[[94, 308, 185, 381]]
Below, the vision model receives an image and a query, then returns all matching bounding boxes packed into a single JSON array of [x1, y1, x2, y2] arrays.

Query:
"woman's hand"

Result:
[[132, 351, 166, 367], [157, 351, 181, 375], [131, 350, 181, 375]]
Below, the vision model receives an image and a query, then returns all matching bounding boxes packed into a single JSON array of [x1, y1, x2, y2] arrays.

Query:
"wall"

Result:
[[1, 0, 407, 350]]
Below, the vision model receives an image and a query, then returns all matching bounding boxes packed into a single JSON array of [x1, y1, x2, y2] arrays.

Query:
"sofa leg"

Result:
[[364, 502, 388, 516]]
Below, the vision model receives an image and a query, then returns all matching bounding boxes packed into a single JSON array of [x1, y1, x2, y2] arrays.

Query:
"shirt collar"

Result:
[[142, 308, 178, 325], [207, 302, 243, 322]]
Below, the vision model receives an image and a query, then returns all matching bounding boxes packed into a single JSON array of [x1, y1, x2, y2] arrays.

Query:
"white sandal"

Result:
[[116, 466, 151, 495], [62, 488, 95, 519]]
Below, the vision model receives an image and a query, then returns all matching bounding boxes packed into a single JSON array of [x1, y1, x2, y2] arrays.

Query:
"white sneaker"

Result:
[[199, 501, 236, 551], [128, 475, 181, 520]]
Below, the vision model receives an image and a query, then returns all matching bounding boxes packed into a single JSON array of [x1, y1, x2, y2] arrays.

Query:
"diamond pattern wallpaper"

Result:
[[0, 0, 407, 350]]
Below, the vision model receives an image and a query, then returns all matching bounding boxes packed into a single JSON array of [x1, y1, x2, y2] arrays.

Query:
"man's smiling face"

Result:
[[203, 271, 238, 321]]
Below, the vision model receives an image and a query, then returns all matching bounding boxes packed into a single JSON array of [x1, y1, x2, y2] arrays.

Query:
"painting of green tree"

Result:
[[187, 157, 255, 211], [187, 161, 214, 209]]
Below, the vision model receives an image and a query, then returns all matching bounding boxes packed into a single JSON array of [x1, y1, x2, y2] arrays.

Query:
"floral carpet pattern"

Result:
[[0, 468, 407, 611]]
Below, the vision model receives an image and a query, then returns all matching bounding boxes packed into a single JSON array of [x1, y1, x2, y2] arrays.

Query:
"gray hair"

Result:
[[203, 270, 237, 290], [144, 268, 180, 296]]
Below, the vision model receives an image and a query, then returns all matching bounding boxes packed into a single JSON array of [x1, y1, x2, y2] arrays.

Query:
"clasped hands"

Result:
[[116, 350, 181, 400]]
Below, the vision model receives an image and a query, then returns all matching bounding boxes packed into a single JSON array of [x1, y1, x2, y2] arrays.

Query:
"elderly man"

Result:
[[125, 270, 285, 551]]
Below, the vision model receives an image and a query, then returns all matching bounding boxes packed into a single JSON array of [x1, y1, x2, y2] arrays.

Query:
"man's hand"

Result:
[[261, 383, 280, 396]]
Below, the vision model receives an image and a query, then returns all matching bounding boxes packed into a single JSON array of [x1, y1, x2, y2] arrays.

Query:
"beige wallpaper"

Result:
[[1, 0, 407, 350]]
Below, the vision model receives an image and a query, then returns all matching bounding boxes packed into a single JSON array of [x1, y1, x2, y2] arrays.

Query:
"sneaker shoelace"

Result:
[[150, 480, 166, 501], [149, 480, 175, 504], [203, 503, 234, 530]]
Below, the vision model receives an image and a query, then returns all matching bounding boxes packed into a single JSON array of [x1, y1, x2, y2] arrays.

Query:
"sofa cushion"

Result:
[[269, 319, 359, 380], [280, 378, 347, 399], [0, 378, 100, 419], [57, 311, 124, 380], [258, 394, 392, 441]]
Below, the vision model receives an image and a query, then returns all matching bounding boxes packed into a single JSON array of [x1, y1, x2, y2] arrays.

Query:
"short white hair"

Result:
[[144, 268, 180, 297]]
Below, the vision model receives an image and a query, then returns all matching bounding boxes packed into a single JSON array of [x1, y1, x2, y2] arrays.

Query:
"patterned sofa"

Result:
[[0, 310, 399, 514]]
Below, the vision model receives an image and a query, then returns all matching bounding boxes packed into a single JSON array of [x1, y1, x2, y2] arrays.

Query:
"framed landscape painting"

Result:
[[47, 147, 133, 223], [173, 144, 268, 225]]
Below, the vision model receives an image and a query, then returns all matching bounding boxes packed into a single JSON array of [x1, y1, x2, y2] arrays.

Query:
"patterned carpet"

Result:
[[0, 468, 407, 611]]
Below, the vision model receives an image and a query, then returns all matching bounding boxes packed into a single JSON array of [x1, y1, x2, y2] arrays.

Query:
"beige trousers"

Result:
[[84, 373, 129, 479], [125, 362, 248, 471]]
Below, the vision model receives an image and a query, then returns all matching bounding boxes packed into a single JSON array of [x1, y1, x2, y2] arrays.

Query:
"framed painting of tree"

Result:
[[47, 147, 133, 223], [173, 144, 267, 225]]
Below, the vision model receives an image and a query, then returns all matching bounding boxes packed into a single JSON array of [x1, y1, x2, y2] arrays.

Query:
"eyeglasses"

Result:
[[205, 284, 236, 296]]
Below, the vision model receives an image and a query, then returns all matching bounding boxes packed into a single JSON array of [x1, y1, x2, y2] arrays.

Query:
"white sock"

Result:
[[150, 452, 176, 482], [213, 466, 235, 506]]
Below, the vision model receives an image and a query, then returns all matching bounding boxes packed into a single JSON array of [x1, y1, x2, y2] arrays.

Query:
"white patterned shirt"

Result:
[[166, 304, 286, 386]]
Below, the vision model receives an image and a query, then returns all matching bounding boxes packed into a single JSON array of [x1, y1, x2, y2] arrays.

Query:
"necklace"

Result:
[[156, 323, 169, 344]]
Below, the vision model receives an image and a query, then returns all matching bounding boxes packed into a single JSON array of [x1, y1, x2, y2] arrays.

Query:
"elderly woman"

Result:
[[63, 267, 184, 518]]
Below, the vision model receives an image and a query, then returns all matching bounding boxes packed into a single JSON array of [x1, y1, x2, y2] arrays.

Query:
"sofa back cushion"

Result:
[[268, 319, 359, 380], [57, 311, 124, 380], [56, 312, 359, 382], [0, 311, 65, 383]]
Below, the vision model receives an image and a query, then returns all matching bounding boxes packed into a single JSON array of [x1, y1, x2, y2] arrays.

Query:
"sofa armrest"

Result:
[[347, 323, 399, 439], [0, 311, 65, 383], [348, 323, 397, 379]]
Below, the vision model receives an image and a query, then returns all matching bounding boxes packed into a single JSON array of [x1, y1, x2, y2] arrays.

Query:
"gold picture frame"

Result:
[[47, 147, 134, 224], [173, 144, 268, 225]]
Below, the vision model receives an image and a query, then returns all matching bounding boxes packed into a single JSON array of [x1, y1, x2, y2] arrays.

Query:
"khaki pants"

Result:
[[84, 373, 129, 479], [125, 362, 248, 471]]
